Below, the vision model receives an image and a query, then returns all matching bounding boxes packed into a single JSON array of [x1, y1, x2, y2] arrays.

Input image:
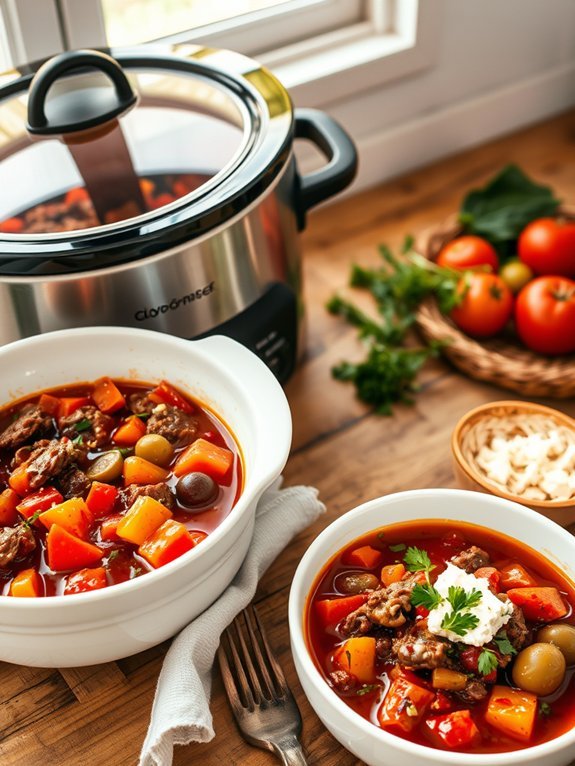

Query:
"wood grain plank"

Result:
[[59, 663, 128, 703]]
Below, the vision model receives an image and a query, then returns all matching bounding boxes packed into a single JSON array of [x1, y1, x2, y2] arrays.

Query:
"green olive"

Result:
[[337, 572, 380, 594], [86, 450, 124, 482], [512, 642, 566, 695], [135, 434, 174, 467], [176, 472, 217, 508], [537, 623, 575, 665]]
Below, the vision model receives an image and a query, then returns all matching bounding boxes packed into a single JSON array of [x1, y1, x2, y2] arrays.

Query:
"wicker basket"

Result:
[[414, 216, 575, 398]]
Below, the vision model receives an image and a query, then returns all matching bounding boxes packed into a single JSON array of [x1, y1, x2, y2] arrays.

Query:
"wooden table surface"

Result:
[[3, 109, 575, 766]]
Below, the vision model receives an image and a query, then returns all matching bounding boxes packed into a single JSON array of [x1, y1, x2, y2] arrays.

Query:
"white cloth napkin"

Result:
[[139, 480, 325, 766]]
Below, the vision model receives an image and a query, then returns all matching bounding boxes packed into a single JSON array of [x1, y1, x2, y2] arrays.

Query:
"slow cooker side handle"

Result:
[[294, 108, 358, 230]]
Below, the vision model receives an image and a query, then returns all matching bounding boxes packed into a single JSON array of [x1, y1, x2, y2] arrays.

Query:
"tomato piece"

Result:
[[0, 217, 24, 233], [85, 482, 118, 518], [39, 497, 94, 540], [17, 486, 64, 520], [474, 566, 501, 591], [378, 676, 435, 734], [148, 380, 194, 414], [333, 637, 376, 684], [436, 235, 499, 272], [430, 692, 453, 713], [381, 563, 406, 586], [0, 488, 19, 525], [173, 438, 233, 481], [485, 685, 537, 742], [499, 563, 537, 590], [92, 377, 126, 414], [112, 415, 147, 446], [424, 709, 480, 748], [57, 396, 91, 418], [450, 272, 514, 338], [515, 276, 575, 355], [499, 260, 533, 294], [9, 568, 43, 597], [507, 586, 568, 621], [138, 519, 196, 568], [123, 455, 169, 485], [346, 545, 383, 569], [46, 524, 103, 572], [99, 514, 123, 542], [518, 217, 575, 278], [116, 495, 173, 546], [314, 594, 369, 628], [64, 567, 107, 594]]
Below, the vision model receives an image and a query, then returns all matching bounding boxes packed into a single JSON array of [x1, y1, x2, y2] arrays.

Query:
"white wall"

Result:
[[293, 0, 575, 193]]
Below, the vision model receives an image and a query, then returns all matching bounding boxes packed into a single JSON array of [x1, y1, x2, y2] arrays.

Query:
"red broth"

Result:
[[306, 520, 575, 754], [0, 379, 242, 596]]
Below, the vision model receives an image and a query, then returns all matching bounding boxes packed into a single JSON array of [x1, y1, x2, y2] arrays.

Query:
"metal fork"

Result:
[[217, 605, 309, 765]]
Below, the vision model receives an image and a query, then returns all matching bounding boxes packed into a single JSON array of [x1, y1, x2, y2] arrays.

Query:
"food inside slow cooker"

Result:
[[307, 520, 575, 753], [0, 172, 211, 234], [0, 378, 242, 596]]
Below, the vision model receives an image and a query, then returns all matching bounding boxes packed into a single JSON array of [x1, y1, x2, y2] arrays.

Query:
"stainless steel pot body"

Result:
[[0, 158, 301, 345]]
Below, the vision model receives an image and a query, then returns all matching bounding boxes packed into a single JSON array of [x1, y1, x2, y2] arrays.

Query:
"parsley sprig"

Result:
[[478, 648, 499, 676], [411, 582, 443, 611], [440, 586, 482, 636], [74, 418, 92, 432], [403, 546, 434, 576]]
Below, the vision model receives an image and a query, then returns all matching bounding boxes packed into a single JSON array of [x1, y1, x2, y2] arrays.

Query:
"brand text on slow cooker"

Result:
[[135, 281, 215, 321]]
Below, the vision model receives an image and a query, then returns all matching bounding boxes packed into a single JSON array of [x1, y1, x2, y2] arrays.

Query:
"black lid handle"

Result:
[[294, 108, 358, 230], [27, 49, 137, 135]]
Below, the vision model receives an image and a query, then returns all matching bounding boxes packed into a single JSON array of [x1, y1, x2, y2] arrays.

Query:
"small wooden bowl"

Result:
[[451, 400, 575, 528]]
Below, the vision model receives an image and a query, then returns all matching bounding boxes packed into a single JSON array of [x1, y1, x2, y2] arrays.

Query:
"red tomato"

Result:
[[436, 235, 499, 272], [450, 273, 514, 338], [518, 218, 575, 278], [515, 276, 575, 355]]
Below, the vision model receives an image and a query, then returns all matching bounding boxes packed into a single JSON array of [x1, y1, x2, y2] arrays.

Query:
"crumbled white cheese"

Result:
[[427, 563, 513, 647], [461, 414, 575, 502]]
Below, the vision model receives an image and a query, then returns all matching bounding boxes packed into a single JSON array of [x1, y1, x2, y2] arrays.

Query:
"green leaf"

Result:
[[539, 701, 552, 718], [447, 586, 482, 613], [72, 434, 84, 445], [116, 447, 132, 457], [411, 583, 443, 611], [403, 546, 434, 574], [459, 164, 560, 246], [23, 510, 42, 528], [106, 549, 119, 562], [478, 648, 499, 676], [494, 633, 517, 656], [440, 610, 480, 637], [355, 684, 380, 696], [388, 543, 406, 552], [74, 418, 92, 433], [134, 412, 149, 420]]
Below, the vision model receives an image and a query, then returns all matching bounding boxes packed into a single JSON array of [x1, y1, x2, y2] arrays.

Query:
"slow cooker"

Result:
[[0, 45, 357, 382]]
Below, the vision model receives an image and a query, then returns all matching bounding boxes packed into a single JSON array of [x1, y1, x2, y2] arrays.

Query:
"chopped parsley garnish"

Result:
[[494, 633, 517, 656], [403, 546, 434, 575], [72, 434, 84, 445], [478, 648, 499, 676], [539, 701, 552, 717], [74, 418, 92, 432], [440, 610, 480, 637], [129, 566, 144, 579], [106, 549, 120, 562], [135, 412, 149, 420], [23, 510, 42, 527], [389, 543, 406, 553], [355, 684, 380, 696], [411, 583, 443, 611]]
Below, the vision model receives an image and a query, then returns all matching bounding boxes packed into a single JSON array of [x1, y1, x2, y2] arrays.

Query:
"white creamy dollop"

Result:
[[427, 563, 513, 647]]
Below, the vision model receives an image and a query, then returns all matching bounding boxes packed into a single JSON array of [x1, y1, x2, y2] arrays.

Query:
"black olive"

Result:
[[176, 472, 218, 508]]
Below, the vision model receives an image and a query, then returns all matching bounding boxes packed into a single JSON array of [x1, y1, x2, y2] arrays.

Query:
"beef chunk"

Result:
[[342, 574, 419, 635], [328, 669, 356, 693], [146, 403, 197, 445], [59, 466, 91, 499], [0, 405, 52, 450], [59, 406, 114, 448], [128, 393, 155, 416], [11, 439, 50, 469], [26, 438, 86, 490], [0, 524, 36, 568], [118, 482, 176, 511], [456, 679, 488, 704], [450, 546, 490, 573], [376, 636, 393, 661], [498, 595, 529, 651], [391, 627, 451, 669]]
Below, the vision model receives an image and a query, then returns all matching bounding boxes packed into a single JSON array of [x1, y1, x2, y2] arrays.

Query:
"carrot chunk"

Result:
[[116, 496, 173, 546], [507, 586, 568, 621], [93, 377, 126, 414], [0, 488, 19, 525], [46, 524, 103, 572], [138, 519, 197, 568], [99, 514, 123, 542], [346, 545, 383, 569], [474, 566, 501, 591], [64, 567, 107, 594], [314, 594, 369, 628], [378, 676, 435, 734], [123, 455, 169, 485], [485, 685, 537, 742], [148, 380, 194, 414], [112, 415, 147, 446], [333, 637, 376, 684], [86, 481, 118, 518], [8, 464, 31, 496], [381, 563, 406, 586], [57, 396, 91, 418], [499, 563, 537, 590], [39, 497, 94, 540], [173, 438, 233, 481], [38, 393, 60, 416], [9, 568, 43, 597]]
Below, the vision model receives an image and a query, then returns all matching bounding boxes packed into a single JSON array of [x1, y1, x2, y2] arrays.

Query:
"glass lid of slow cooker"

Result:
[[0, 50, 253, 235]]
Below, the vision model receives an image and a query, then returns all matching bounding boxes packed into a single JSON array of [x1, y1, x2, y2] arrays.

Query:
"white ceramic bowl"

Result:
[[0, 327, 291, 667], [289, 489, 575, 766]]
